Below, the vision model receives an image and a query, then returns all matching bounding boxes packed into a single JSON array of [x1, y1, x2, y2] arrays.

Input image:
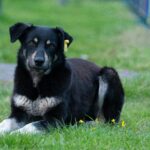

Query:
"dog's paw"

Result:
[[0, 128, 8, 134], [0, 118, 24, 134], [11, 123, 42, 134], [0, 119, 11, 134]]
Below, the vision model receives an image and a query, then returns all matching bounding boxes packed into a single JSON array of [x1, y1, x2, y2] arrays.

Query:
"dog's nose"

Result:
[[34, 56, 45, 66]]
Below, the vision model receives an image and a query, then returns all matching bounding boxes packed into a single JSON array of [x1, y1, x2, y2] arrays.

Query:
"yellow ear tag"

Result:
[[64, 40, 69, 52]]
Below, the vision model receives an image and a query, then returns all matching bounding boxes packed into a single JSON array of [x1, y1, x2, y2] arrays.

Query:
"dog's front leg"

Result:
[[0, 118, 25, 134], [0, 94, 30, 134], [11, 120, 51, 134]]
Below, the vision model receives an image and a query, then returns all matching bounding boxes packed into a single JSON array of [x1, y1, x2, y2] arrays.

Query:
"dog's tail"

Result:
[[97, 67, 124, 123]]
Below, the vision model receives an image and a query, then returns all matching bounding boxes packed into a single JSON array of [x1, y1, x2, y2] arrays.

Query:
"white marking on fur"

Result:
[[44, 52, 51, 75], [44, 51, 48, 62], [13, 94, 61, 116], [46, 40, 51, 45], [54, 55, 58, 62], [11, 122, 41, 134], [0, 118, 24, 134], [31, 51, 37, 61], [28, 51, 49, 86], [98, 77, 108, 117], [13, 94, 32, 113], [26, 58, 30, 71], [29, 51, 43, 86], [33, 37, 38, 43], [30, 51, 40, 86], [23, 49, 26, 57]]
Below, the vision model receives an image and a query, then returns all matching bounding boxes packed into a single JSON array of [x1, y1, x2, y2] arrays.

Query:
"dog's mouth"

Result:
[[27, 61, 51, 74], [30, 65, 50, 73], [30, 65, 48, 71]]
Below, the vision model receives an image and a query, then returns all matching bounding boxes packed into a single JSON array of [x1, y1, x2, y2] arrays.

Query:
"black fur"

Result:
[[8, 23, 124, 132], [99, 67, 124, 123]]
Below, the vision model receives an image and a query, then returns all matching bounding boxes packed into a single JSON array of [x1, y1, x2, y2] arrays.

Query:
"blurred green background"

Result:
[[1, 0, 148, 71]]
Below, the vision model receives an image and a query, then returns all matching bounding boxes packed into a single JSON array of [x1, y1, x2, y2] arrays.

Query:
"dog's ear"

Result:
[[9, 22, 32, 43], [55, 27, 73, 52]]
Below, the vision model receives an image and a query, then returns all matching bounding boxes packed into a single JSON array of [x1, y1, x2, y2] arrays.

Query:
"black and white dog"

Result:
[[0, 23, 124, 134]]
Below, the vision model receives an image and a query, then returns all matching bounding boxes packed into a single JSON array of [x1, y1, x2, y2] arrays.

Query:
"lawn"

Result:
[[0, 0, 150, 149]]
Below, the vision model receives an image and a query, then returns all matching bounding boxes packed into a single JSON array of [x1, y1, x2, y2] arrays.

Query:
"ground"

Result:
[[0, 0, 150, 149]]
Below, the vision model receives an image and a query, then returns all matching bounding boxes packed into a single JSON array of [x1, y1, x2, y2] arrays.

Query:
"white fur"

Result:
[[33, 37, 38, 43], [43, 52, 51, 75], [46, 40, 51, 45], [12, 122, 41, 134], [0, 118, 24, 134], [98, 77, 108, 116], [54, 55, 58, 62], [13, 94, 61, 116], [13, 94, 32, 113]]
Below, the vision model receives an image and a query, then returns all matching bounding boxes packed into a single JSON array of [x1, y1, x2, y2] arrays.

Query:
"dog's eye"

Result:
[[27, 37, 39, 47], [50, 44, 56, 49], [27, 40, 37, 47], [46, 42, 56, 49]]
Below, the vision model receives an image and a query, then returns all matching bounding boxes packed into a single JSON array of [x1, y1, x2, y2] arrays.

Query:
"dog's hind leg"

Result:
[[98, 67, 124, 123]]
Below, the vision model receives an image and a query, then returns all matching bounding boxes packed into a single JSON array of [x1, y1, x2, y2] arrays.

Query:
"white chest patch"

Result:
[[13, 94, 61, 116]]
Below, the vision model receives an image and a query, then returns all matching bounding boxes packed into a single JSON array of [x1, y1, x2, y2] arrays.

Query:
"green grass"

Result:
[[0, 0, 150, 149]]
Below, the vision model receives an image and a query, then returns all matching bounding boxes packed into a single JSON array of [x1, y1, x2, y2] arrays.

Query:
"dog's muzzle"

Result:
[[34, 51, 45, 67], [27, 51, 51, 74]]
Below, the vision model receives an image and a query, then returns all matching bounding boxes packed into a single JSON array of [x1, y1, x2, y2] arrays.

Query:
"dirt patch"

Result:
[[118, 69, 138, 79], [0, 64, 16, 81], [0, 63, 138, 82]]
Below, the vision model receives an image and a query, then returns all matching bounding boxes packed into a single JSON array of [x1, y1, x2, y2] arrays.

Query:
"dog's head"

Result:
[[9, 22, 73, 74]]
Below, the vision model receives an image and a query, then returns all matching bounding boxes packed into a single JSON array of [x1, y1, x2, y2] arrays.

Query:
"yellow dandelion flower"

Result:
[[79, 119, 84, 124], [91, 127, 96, 131], [121, 120, 126, 127], [111, 118, 116, 124]]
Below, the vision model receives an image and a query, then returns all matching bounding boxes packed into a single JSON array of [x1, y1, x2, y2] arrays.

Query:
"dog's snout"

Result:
[[34, 51, 45, 67], [34, 56, 45, 66]]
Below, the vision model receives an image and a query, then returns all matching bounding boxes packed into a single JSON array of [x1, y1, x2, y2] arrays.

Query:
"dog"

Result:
[[0, 23, 124, 134]]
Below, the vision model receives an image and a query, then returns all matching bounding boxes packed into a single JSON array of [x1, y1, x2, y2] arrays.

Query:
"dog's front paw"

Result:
[[0, 119, 12, 134], [11, 123, 42, 134], [0, 127, 8, 134], [0, 118, 25, 134]]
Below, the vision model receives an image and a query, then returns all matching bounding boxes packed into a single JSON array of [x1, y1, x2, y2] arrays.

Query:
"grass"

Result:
[[0, 0, 150, 149]]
